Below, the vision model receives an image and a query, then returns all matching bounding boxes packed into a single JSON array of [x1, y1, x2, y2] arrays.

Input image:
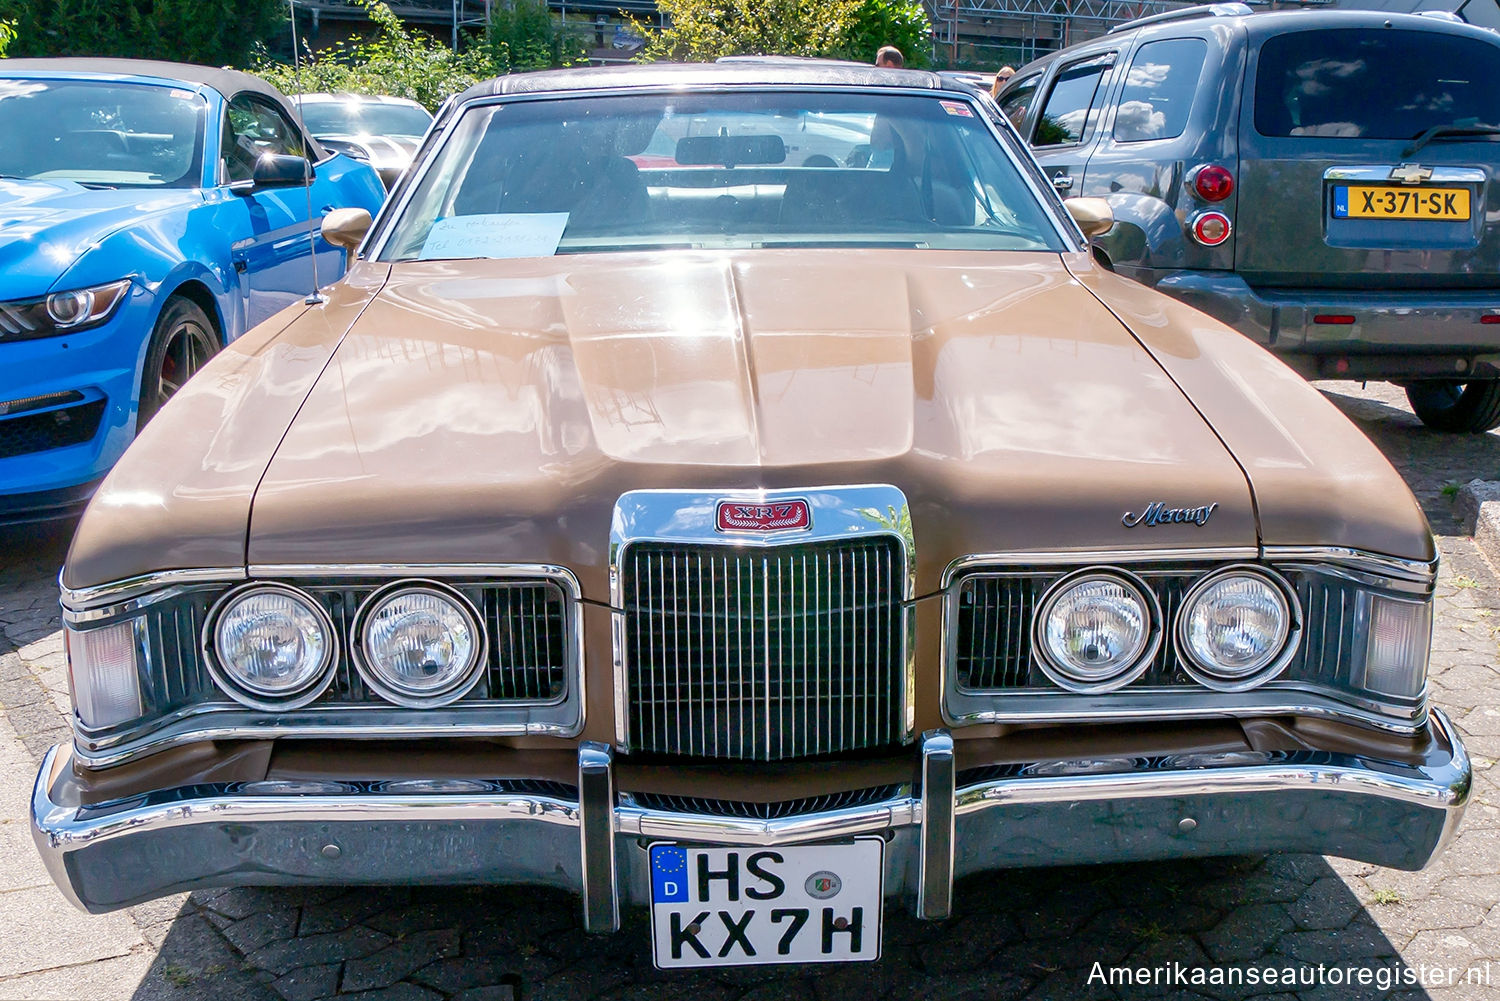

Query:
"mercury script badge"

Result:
[[1122, 501, 1219, 528], [715, 498, 812, 533]]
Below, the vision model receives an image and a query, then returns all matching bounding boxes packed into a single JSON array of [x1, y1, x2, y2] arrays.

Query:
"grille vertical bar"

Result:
[[623, 537, 905, 761]]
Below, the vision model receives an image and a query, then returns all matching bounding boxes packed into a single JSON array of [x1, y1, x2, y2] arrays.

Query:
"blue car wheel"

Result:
[[138, 297, 220, 428]]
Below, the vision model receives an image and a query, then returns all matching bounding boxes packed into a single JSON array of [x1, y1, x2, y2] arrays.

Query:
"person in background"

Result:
[[875, 46, 904, 68], [991, 66, 1016, 99]]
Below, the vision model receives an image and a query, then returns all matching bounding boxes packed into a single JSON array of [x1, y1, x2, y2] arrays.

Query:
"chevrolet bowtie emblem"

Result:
[[1390, 163, 1433, 185]]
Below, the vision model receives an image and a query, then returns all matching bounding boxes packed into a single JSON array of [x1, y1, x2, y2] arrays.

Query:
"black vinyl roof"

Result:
[[455, 61, 947, 104], [0, 58, 290, 104]]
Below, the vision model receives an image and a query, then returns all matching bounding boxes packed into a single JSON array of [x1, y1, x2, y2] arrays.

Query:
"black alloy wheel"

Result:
[[1405, 380, 1500, 433], [137, 297, 220, 428]]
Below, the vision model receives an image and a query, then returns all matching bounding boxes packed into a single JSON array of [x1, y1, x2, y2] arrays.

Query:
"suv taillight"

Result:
[[1193, 165, 1234, 202]]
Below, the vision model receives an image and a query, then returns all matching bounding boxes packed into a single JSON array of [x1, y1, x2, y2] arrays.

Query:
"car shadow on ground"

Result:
[[129, 851, 1432, 1001], [1320, 383, 1500, 534]]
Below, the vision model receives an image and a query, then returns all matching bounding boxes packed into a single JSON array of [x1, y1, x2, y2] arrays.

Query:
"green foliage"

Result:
[[637, 0, 864, 62], [0, 0, 283, 65], [253, 0, 492, 111], [0, 19, 13, 59], [828, 0, 930, 68], [485, 0, 587, 74]]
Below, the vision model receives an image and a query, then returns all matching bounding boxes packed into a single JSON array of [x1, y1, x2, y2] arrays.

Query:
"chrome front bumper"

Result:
[[32, 713, 1470, 920]]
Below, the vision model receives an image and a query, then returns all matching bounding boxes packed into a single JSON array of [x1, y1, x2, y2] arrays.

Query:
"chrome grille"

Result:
[[630, 785, 905, 819], [953, 565, 1356, 693], [622, 538, 905, 761]]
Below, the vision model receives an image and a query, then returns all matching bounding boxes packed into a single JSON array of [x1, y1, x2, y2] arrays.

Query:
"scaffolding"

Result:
[[291, 0, 492, 48], [926, 0, 1190, 66]]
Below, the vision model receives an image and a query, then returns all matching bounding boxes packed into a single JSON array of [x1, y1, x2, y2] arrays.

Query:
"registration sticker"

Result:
[[649, 839, 884, 968], [940, 101, 975, 118]]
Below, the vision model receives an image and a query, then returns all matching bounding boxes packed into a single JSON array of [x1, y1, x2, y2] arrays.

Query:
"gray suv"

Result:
[[999, 4, 1500, 431]]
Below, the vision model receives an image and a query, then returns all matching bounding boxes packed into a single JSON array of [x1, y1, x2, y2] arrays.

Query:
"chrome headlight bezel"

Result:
[[350, 579, 488, 708], [202, 582, 339, 711], [1175, 565, 1300, 692], [1031, 567, 1162, 693]]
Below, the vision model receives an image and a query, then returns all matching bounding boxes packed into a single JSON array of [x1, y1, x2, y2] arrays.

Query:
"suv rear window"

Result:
[[1254, 28, 1500, 139]]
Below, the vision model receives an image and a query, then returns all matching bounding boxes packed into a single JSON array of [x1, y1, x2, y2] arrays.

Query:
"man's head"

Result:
[[875, 46, 904, 68]]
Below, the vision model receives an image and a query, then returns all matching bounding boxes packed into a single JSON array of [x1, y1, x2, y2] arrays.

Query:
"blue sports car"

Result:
[[0, 59, 386, 522]]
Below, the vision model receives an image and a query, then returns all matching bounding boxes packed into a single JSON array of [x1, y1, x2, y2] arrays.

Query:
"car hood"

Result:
[[67, 250, 1430, 594], [0, 178, 200, 296], [243, 250, 1266, 594]]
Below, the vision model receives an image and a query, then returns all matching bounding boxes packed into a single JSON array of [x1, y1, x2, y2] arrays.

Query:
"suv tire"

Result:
[[1405, 380, 1500, 433]]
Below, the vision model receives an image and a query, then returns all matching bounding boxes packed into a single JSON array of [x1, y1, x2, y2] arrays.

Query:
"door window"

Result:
[[1032, 55, 1115, 147], [1112, 38, 1207, 142], [222, 94, 308, 183], [998, 73, 1041, 130]]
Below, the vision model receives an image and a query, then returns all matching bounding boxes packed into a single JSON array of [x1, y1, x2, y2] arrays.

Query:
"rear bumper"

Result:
[[1151, 270, 1500, 378], [32, 712, 1470, 921]]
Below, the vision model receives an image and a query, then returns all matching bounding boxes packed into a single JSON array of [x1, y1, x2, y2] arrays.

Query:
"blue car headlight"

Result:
[[0, 279, 132, 341]]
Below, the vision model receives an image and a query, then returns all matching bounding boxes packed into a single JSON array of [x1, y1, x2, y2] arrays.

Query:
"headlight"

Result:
[[207, 584, 337, 710], [354, 582, 484, 707], [1177, 567, 1295, 690], [1035, 571, 1157, 692], [0, 279, 131, 341]]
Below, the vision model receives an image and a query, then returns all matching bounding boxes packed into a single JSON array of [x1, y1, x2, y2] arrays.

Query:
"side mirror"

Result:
[[1064, 197, 1114, 239], [232, 153, 312, 194], [322, 208, 373, 264]]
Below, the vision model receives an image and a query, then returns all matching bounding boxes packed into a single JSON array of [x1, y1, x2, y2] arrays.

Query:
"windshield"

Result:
[[378, 91, 1066, 261], [301, 100, 433, 139], [1254, 28, 1500, 139], [0, 78, 206, 188]]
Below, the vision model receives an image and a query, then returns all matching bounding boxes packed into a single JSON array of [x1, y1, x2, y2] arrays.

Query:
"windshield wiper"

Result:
[[1403, 123, 1500, 158]]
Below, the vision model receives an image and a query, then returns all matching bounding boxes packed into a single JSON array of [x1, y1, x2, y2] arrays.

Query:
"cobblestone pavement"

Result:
[[0, 381, 1496, 1001]]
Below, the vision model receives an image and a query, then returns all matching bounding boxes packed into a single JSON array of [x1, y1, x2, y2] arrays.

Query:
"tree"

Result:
[[253, 0, 493, 111], [0, 19, 14, 58], [486, 0, 587, 75], [0, 0, 284, 65], [829, 0, 931, 68], [637, 0, 864, 62]]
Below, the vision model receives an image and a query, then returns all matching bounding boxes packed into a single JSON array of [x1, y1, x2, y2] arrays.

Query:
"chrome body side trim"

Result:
[[608, 485, 917, 751], [1323, 165, 1487, 185], [32, 713, 1470, 915], [1260, 547, 1438, 588], [940, 548, 1259, 589], [61, 567, 246, 621], [918, 729, 955, 920], [578, 742, 619, 933]]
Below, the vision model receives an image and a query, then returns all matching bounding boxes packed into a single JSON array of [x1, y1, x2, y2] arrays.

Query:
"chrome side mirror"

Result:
[[1064, 197, 1114, 239], [322, 208, 373, 265]]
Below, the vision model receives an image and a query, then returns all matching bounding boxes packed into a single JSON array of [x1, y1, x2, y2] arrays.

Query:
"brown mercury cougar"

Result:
[[32, 63, 1469, 969]]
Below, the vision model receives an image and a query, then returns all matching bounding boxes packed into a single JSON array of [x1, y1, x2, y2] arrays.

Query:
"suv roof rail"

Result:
[[1107, 2, 1254, 33]]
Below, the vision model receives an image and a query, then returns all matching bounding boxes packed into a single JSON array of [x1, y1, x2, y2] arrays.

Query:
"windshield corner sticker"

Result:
[[1122, 501, 1219, 528], [419, 212, 569, 261], [939, 100, 974, 118]]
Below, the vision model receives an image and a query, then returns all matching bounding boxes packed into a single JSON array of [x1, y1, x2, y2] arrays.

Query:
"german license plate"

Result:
[[649, 839, 883, 968], [1332, 185, 1470, 220]]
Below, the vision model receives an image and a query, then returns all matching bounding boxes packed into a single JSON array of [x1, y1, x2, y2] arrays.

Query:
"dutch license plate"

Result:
[[1332, 185, 1470, 220], [649, 838, 883, 968]]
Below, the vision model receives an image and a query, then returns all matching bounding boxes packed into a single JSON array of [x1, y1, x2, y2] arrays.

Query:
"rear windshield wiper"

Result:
[[1403, 123, 1500, 158]]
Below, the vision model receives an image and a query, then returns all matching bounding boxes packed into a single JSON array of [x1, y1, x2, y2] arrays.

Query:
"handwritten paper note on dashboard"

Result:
[[419, 213, 570, 261]]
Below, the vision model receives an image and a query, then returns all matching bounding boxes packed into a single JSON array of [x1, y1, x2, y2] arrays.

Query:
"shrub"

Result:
[[830, 0, 931, 68], [637, 0, 864, 62], [0, 0, 283, 65], [486, 0, 588, 74]]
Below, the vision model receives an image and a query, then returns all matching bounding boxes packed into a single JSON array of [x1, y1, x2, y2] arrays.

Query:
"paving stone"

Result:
[[340, 928, 460, 993], [1288, 876, 1364, 931], [337, 985, 441, 1001], [451, 987, 522, 1001], [247, 927, 392, 977], [220, 908, 301, 954], [1198, 904, 1293, 963], [268, 963, 341, 1001]]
